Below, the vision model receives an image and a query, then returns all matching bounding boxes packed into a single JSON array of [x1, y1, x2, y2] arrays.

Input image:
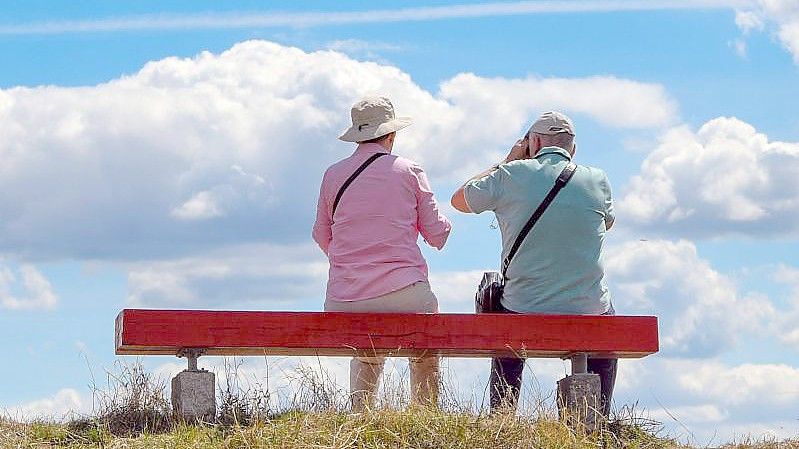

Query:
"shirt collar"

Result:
[[535, 146, 572, 161], [355, 142, 391, 155]]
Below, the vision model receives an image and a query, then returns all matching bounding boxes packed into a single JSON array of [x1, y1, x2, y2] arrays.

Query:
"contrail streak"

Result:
[[0, 0, 753, 35]]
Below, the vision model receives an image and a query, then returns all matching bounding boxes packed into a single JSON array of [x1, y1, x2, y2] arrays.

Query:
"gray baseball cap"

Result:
[[529, 111, 575, 136]]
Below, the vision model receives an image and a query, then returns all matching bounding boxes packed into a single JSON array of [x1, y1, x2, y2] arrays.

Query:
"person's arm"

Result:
[[411, 165, 452, 249], [311, 175, 332, 255], [451, 136, 530, 213], [450, 163, 503, 213]]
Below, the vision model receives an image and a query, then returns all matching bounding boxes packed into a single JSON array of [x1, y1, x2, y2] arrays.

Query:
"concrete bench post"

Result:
[[171, 348, 215, 423], [556, 353, 601, 432]]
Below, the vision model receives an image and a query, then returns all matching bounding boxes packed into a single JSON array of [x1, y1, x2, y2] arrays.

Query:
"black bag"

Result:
[[475, 162, 577, 313], [476, 271, 504, 313]]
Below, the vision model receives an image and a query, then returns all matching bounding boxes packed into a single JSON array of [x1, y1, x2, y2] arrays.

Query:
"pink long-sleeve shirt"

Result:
[[313, 143, 452, 302]]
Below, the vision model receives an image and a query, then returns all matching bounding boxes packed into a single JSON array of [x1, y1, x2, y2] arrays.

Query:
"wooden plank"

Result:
[[115, 309, 658, 359]]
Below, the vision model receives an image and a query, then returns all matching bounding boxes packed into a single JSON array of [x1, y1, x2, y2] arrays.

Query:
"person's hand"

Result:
[[504, 136, 529, 163]]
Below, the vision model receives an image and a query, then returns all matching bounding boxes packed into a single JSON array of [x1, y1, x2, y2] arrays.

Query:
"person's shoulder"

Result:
[[501, 159, 541, 178], [504, 159, 535, 170], [572, 163, 612, 195], [575, 163, 609, 180], [392, 154, 418, 168], [323, 158, 348, 178], [390, 155, 426, 176]]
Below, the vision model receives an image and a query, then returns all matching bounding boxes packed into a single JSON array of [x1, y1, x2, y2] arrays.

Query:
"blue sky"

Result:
[[1, 0, 799, 444]]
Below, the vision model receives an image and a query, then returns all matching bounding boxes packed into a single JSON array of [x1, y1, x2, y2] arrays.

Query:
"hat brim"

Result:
[[338, 117, 412, 142]]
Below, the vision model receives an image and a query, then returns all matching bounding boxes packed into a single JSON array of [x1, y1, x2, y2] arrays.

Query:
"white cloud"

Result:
[[772, 265, 799, 350], [5, 389, 88, 422], [606, 239, 774, 357], [429, 270, 489, 312], [730, 38, 749, 58], [0, 40, 677, 261], [618, 117, 799, 238], [171, 190, 224, 220], [126, 242, 328, 308], [678, 362, 799, 407], [736, 0, 799, 63], [325, 39, 403, 53], [0, 263, 58, 310], [127, 252, 491, 312], [735, 9, 765, 33], [612, 357, 799, 444], [438, 73, 678, 132], [649, 404, 729, 424]]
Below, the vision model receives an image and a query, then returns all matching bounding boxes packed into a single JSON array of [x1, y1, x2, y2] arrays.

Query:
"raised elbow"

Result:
[[450, 188, 472, 213]]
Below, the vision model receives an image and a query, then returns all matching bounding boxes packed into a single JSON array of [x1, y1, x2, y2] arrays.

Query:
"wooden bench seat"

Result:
[[115, 309, 658, 359]]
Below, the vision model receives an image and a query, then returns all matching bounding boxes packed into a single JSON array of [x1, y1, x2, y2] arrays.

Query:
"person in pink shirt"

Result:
[[312, 96, 452, 411]]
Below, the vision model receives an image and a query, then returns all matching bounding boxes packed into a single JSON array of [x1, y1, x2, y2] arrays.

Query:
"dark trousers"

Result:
[[488, 304, 618, 417]]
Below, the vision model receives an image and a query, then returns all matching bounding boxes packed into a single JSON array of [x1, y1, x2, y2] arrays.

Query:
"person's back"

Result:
[[316, 145, 448, 301], [450, 110, 616, 417], [476, 148, 613, 314]]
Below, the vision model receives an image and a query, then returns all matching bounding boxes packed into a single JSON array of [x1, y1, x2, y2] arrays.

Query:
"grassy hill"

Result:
[[4, 409, 799, 449], [1, 409, 677, 449], [2, 362, 796, 448]]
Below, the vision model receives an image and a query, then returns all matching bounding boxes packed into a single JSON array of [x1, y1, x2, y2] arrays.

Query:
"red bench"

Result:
[[116, 309, 657, 358], [115, 309, 658, 424]]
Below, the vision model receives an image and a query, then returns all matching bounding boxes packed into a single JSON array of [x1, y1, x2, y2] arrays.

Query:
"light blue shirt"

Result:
[[464, 146, 614, 314]]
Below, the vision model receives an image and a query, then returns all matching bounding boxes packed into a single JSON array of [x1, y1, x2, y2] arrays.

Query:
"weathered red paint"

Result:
[[115, 309, 658, 359]]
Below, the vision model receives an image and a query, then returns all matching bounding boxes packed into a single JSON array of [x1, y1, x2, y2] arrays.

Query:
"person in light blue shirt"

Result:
[[451, 111, 617, 416]]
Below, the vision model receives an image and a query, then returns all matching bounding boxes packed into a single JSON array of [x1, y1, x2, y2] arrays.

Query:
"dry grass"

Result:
[[2, 360, 796, 449], [1, 408, 688, 448], [89, 360, 174, 436]]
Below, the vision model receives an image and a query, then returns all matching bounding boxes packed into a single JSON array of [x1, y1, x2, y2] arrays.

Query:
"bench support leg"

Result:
[[556, 353, 601, 433], [172, 349, 215, 423]]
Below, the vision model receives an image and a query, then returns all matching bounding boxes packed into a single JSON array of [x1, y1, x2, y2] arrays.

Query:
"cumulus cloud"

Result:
[[772, 265, 799, 350], [735, 0, 799, 63], [678, 361, 799, 407], [0, 40, 677, 261], [618, 117, 799, 238], [605, 239, 773, 357], [127, 243, 328, 308], [126, 242, 492, 310], [439, 73, 677, 131], [649, 404, 729, 425], [736, 9, 765, 33], [4, 389, 88, 421], [429, 269, 489, 312], [0, 262, 57, 310], [612, 357, 799, 443]]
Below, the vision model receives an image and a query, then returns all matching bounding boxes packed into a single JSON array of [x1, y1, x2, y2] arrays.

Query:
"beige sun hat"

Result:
[[338, 96, 412, 142], [529, 111, 575, 136]]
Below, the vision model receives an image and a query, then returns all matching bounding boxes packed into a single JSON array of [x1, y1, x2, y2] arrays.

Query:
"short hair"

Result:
[[536, 132, 574, 150], [358, 132, 393, 144]]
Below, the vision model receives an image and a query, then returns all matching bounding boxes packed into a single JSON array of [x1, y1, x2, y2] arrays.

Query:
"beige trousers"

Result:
[[324, 281, 440, 411]]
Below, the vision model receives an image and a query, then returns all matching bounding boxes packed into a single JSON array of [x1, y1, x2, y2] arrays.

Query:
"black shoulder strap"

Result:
[[501, 162, 577, 278], [332, 153, 388, 219]]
